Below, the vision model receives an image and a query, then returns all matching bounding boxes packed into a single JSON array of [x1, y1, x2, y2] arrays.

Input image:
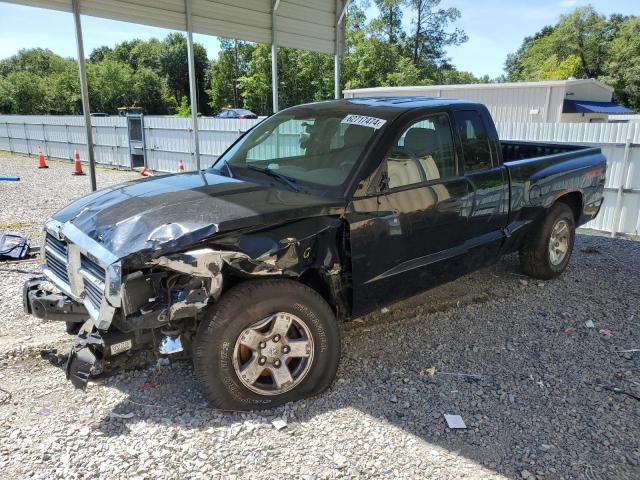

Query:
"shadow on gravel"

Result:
[[69, 235, 640, 479]]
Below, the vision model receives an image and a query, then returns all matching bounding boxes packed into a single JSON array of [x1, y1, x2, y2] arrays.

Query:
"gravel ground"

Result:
[[1, 153, 639, 480]]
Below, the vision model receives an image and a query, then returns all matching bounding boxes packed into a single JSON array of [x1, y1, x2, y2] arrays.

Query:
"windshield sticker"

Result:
[[341, 114, 387, 129]]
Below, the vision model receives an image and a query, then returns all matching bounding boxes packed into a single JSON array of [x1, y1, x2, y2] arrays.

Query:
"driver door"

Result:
[[346, 113, 472, 316]]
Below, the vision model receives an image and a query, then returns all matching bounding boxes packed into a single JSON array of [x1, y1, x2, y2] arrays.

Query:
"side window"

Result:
[[453, 110, 492, 171], [382, 113, 457, 189]]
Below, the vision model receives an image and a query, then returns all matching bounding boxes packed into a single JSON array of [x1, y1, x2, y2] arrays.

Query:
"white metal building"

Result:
[[344, 78, 634, 124]]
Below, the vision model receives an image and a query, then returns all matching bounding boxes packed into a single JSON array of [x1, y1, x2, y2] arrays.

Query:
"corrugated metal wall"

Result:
[[1, 115, 638, 236], [345, 85, 564, 123]]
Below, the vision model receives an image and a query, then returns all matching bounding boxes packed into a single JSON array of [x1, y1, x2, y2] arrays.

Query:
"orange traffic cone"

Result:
[[72, 148, 85, 176], [37, 145, 48, 169], [178, 160, 185, 172], [140, 166, 154, 177]]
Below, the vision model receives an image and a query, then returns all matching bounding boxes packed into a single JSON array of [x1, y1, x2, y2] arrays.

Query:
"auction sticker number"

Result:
[[341, 114, 387, 130]]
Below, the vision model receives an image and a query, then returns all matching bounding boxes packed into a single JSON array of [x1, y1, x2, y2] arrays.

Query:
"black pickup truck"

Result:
[[24, 97, 606, 410]]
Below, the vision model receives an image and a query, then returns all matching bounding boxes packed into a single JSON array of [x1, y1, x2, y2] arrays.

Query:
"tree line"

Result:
[[0, 2, 637, 116], [506, 6, 640, 110]]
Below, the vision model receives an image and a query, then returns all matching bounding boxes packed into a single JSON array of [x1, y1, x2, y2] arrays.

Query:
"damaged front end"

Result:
[[63, 248, 239, 389], [26, 214, 348, 389]]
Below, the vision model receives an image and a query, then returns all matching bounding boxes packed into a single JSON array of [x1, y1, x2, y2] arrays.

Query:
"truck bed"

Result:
[[500, 140, 606, 246], [501, 140, 587, 162]]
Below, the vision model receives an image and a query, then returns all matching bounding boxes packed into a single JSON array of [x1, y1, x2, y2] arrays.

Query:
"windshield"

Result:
[[213, 108, 382, 195]]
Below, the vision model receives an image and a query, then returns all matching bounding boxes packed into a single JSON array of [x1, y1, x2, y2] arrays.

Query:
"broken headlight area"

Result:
[[114, 263, 215, 332], [66, 265, 214, 388]]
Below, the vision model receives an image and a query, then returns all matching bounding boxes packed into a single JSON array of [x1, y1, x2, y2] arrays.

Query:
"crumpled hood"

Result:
[[52, 171, 343, 262]]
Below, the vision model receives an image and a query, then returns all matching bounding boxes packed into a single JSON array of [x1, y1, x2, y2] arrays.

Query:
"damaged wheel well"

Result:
[[298, 269, 334, 313]]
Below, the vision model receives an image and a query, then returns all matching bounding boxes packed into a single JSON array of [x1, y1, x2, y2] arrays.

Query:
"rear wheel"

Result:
[[193, 279, 340, 410], [519, 202, 576, 279]]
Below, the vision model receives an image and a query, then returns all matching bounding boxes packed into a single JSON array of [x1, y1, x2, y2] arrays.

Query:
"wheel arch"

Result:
[[222, 268, 350, 323], [554, 191, 583, 223]]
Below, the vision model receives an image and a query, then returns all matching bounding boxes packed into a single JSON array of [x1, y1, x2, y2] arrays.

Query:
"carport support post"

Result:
[[185, 0, 201, 171], [334, 1, 349, 99], [72, 0, 97, 191], [271, 0, 280, 113]]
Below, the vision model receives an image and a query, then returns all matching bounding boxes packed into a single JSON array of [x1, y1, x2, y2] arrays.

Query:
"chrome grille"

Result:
[[80, 254, 106, 310], [44, 233, 70, 285]]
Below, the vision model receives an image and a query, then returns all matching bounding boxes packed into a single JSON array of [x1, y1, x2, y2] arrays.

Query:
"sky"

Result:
[[0, 0, 637, 78]]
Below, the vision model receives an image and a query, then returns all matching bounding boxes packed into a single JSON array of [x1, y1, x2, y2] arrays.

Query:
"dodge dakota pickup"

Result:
[[24, 97, 606, 409]]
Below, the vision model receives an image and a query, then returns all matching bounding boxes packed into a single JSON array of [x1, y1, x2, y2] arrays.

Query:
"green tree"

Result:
[[238, 44, 273, 114], [406, 0, 467, 71], [160, 33, 209, 114], [505, 6, 639, 109], [176, 96, 192, 117], [133, 67, 177, 114], [2, 71, 49, 113], [86, 59, 136, 113], [207, 39, 255, 112], [602, 17, 640, 110]]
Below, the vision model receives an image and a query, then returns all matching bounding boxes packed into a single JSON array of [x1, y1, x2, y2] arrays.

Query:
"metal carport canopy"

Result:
[[3, 0, 348, 190], [5, 0, 340, 54]]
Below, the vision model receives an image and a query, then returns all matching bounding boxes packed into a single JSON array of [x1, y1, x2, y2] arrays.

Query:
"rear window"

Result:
[[453, 110, 493, 172]]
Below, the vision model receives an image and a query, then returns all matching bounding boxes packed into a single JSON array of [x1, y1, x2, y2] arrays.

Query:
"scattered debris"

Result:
[[444, 414, 467, 429], [585, 320, 595, 329], [108, 411, 135, 420], [437, 371, 488, 380], [389, 394, 398, 403], [581, 246, 601, 254], [564, 326, 575, 333], [33, 406, 52, 416], [595, 384, 640, 402], [156, 358, 170, 367], [271, 417, 287, 431], [138, 383, 159, 389], [380, 307, 390, 314], [613, 348, 640, 354], [0, 232, 29, 260], [599, 329, 613, 338], [519, 279, 528, 286], [423, 366, 437, 377]]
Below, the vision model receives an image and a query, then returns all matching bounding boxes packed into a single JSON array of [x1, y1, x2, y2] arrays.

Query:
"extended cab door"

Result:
[[452, 108, 509, 266], [347, 112, 473, 316]]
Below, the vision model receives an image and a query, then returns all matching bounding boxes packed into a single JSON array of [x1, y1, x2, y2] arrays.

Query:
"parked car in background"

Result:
[[24, 97, 606, 411], [216, 108, 258, 119]]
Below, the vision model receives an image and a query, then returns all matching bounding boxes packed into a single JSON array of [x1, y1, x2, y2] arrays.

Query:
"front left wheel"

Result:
[[193, 279, 340, 410]]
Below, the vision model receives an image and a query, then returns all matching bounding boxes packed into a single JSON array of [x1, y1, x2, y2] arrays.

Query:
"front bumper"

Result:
[[23, 277, 89, 323]]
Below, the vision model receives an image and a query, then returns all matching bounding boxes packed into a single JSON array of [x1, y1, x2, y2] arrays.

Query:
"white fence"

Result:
[[0, 115, 261, 172], [0, 115, 638, 236]]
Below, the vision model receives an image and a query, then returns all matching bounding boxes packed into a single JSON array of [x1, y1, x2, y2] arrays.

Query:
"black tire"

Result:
[[193, 279, 340, 410], [519, 202, 576, 279]]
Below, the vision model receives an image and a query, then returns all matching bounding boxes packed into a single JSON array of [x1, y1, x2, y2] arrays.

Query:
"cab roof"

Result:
[[286, 96, 483, 121]]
